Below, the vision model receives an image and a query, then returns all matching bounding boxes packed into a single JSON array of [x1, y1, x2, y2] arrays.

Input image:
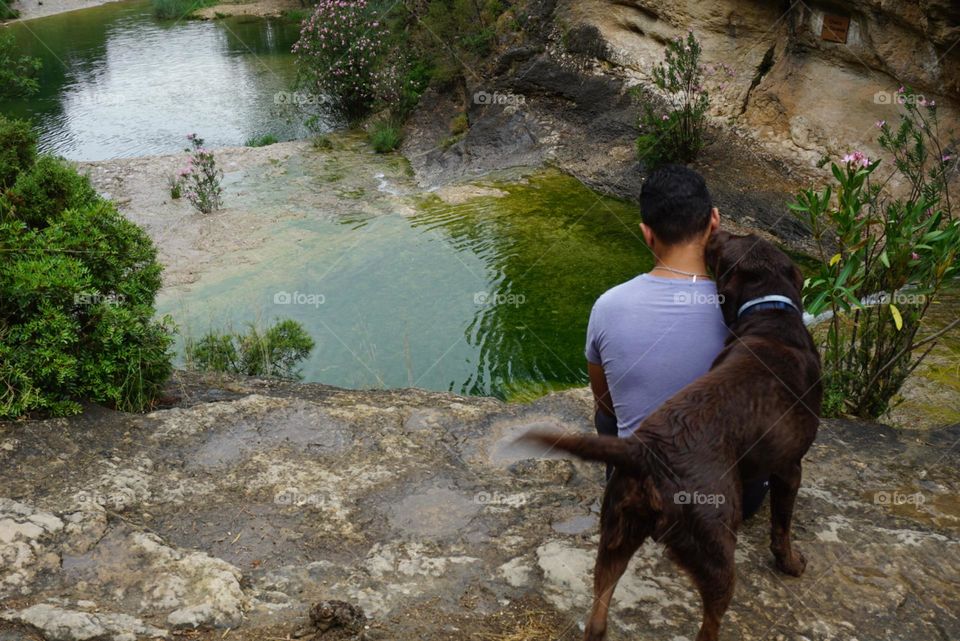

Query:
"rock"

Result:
[[1, 603, 167, 641]]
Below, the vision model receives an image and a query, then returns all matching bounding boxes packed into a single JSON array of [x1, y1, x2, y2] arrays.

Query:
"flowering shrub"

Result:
[[635, 31, 713, 167], [178, 134, 223, 214], [791, 87, 959, 418], [293, 0, 386, 119]]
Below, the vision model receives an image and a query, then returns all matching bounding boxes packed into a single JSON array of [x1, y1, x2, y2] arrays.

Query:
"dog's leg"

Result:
[[584, 528, 645, 641], [769, 462, 806, 576], [669, 528, 736, 641], [584, 478, 650, 641]]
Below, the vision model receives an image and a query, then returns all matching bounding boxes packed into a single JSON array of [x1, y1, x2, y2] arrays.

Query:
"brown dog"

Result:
[[522, 232, 821, 641]]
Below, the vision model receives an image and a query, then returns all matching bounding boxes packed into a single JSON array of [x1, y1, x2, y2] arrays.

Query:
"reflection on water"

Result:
[[0, 0, 321, 160], [158, 171, 653, 399]]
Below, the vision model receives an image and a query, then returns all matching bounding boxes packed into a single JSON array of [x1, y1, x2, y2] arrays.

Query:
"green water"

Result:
[[0, 0, 315, 160], [159, 170, 654, 399]]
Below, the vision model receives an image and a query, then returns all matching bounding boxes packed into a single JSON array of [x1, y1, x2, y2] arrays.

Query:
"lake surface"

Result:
[[157, 167, 654, 400], [1, 0, 316, 160]]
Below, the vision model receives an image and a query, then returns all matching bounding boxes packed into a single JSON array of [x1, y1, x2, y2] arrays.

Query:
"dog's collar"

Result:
[[737, 295, 800, 319]]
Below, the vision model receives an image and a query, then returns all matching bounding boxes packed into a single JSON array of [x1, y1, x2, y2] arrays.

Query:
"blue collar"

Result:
[[737, 295, 801, 319]]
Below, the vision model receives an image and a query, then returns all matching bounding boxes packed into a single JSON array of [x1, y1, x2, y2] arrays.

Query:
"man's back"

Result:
[[586, 273, 728, 437]]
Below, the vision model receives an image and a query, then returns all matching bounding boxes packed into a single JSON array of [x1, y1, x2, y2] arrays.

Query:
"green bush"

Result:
[[185, 319, 315, 380], [0, 115, 175, 418], [791, 89, 959, 419], [3, 155, 99, 227], [369, 120, 402, 153], [245, 133, 279, 147], [635, 31, 710, 168], [0, 116, 36, 189], [0, 31, 41, 99]]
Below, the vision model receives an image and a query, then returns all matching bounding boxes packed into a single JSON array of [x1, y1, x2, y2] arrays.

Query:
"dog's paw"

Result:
[[775, 548, 806, 576]]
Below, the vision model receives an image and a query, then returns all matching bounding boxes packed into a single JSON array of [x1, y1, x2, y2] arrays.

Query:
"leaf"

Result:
[[889, 304, 903, 331], [829, 253, 842, 267], [879, 251, 890, 268]]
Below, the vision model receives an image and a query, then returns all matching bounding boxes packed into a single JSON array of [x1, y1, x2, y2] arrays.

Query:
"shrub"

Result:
[[0, 116, 175, 418], [635, 31, 710, 168], [0, 31, 41, 99], [245, 134, 279, 147], [0, 116, 36, 189], [3, 155, 99, 227], [167, 173, 182, 199], [293, 0, 386, 119], [151, 0, 216, 20], [177, 134, 223, 214], [369, 120, 402, 153], [185, 319, 315, 380], [791, 88, 959, 419]]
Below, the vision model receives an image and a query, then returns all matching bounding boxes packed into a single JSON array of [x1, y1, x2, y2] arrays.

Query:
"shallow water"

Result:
[[1, 0, 316, 159], [158, 169, 653, 399]]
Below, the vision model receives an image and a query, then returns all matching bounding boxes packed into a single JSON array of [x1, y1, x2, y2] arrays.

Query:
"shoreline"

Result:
[[3, 0, 300, 22], [5, 0, 123, 21]]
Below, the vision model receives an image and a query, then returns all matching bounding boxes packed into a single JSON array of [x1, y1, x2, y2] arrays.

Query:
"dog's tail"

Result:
[[518, 430, 650, 474]]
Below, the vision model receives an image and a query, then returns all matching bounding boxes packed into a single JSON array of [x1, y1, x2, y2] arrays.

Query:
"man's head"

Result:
[[639, 165, 719, 250]]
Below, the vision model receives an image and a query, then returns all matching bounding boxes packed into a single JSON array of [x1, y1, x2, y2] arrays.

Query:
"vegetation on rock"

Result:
[[185, 319, 316, 380]]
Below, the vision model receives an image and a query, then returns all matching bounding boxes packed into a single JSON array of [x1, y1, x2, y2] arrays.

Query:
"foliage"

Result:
[[151, 0, 217, 20], [0, 31, 42, 99], [185, 319, 315, 380], [176, 134, 224, 214], [635, 31, 711, 168], [368, 119, 402, 153], [167, 173, 182, 199], [0, 116, 36, 189], [245, 133, 279, 147], [0, 1, 19, 19], [0, 115, 174, 418], [293, 0, 386, 119], [791, 88, 959, 418]]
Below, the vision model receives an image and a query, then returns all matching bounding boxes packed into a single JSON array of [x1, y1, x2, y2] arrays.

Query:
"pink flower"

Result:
[[661, 114, 669, 121], [841, 151, 870, 168], [943, 154, 954, 162], [910, 252, 920, 261], [897, 86, 905, 94], [875, 120, 885, 128]]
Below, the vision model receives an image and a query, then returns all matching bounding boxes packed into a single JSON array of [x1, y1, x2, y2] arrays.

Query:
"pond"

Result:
[[157, 167, 653, 400], [0, 0, 316, 160]]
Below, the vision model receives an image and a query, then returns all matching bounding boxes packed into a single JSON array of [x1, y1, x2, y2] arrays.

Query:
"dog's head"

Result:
[[705, 231, 804, 326]]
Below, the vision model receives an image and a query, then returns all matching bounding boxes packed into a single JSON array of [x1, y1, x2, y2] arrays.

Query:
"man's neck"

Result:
[[650, 244, 710, 279]]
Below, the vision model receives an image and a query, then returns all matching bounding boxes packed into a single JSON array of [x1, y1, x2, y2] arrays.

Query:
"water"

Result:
[[159, 169, 653, 399], [0, 0, 317, 160]]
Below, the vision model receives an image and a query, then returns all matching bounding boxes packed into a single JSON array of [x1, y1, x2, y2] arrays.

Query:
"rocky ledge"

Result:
[[1, 373, 958, 641]]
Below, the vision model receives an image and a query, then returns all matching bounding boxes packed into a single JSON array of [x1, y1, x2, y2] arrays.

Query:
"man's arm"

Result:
[[588, 361, 615, 418]]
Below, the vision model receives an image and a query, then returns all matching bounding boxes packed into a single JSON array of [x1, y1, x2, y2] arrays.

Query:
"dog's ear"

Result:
[[792, 265, 805, 293], [705, 231, 731, 277]]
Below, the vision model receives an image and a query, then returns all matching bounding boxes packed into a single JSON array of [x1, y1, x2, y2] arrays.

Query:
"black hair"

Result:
[[639, 164, 713, 245]]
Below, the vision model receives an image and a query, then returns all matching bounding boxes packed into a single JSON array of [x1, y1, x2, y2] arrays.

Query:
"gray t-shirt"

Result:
[[586, 273, 729, 437]]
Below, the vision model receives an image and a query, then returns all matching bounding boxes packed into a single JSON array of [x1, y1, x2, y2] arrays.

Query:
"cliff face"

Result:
[[565, 0, 960, 167], [1, 373, 958, 641]]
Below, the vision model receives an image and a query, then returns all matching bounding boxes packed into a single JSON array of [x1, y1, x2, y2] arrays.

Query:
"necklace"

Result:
[[652, 264, 711, 281]]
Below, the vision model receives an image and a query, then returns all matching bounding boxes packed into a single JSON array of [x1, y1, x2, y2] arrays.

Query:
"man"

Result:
[[585, 164, 768, 519]]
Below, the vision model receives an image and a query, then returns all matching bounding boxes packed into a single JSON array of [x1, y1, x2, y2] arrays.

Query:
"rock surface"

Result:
[[1, 372, 958, 640]]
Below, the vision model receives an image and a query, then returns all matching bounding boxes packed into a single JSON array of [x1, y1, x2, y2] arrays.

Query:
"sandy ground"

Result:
[[5, 0, 123, 21], [3, 0, 301, 21]]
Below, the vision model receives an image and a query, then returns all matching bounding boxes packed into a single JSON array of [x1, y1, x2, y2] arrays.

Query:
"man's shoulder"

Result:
[[594, 274, 648, 311]]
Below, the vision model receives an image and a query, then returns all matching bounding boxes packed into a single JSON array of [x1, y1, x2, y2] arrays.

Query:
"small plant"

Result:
[[166, 173, 182, 199], [151, 0, 217, 20], [0, 1, 19, 20], [635, 31, 710, 168], [185, 319, 315, 380], [369, 120, 402, 153], [245, 133, 279, 147], [178, 134, 223, 214], [450, 113, 468, 135], [0, 32, 41, 99], [311, 134, 333, 150], [791, 88, 959, 419]]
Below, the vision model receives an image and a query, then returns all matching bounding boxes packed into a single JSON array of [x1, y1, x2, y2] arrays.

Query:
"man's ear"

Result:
[[709, 207, 720, 234], [640, 222, 656, 251]]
